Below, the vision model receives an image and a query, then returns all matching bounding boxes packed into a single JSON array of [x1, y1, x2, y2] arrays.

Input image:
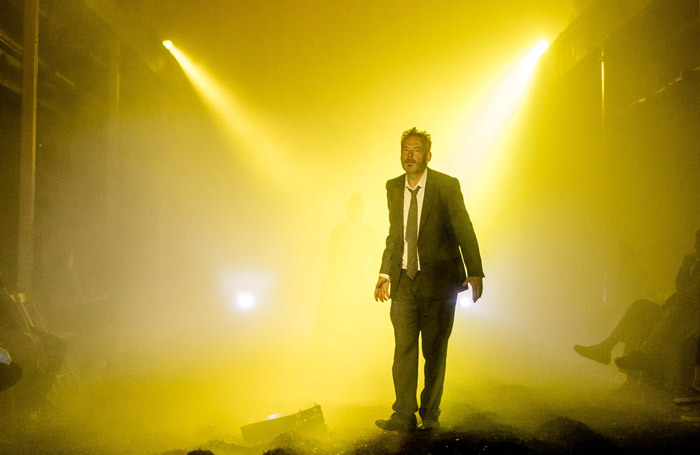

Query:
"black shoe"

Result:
[[417, 419, 440, 431], [375, 414, 417, 432], [614, 350, 653, 371], [574, 344, 611, 365]]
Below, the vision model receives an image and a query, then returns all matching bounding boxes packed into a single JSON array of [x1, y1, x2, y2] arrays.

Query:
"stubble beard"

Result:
[[403, 156, 427, 177]]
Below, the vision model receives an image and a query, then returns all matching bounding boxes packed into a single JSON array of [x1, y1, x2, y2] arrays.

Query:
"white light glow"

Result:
[[458, 292, 473, 308], [236, 291, 256, 311], [219, 269, 272, 314]]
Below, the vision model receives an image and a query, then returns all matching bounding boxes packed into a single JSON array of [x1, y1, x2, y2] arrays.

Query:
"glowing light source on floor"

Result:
[[236, 291, 256, 311], [219, 269, 272, 314], [241, 405, 325, 446], [458, 292, 473, 308]]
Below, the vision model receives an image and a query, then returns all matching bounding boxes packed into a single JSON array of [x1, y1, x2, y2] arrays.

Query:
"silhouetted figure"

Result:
[[316, 193, 377, 338], [673, 284, 700, 421], [313, 194, 383, 403], [574, 299, 662, 365], [0, 274, 66, 412], [575, 229, 700, 388], [676, 336, 700, 405], [374, 128, 484, 432], [614, 230, 700, 375]]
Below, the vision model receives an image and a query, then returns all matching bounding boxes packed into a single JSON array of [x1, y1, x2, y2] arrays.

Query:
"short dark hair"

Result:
[[400, 127, 432, 154]]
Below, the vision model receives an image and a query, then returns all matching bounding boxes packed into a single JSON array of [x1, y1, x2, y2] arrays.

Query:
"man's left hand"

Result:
[[463, 276, 483, 302]]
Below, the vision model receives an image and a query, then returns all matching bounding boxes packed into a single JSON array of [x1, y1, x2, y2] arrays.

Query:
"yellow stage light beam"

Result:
[[163, 40, 300, 184], [472, 40, 548, 148], [460, 40, 548, 165], [449, 40, 549, 217]]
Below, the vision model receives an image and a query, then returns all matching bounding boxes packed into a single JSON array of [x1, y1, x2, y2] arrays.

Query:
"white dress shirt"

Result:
[[401, 169, 427, 271], [379, 168, 428, 281]]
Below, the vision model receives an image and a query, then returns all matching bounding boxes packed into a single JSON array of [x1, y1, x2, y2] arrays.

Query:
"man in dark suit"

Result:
[[374, 127, 484, 432]]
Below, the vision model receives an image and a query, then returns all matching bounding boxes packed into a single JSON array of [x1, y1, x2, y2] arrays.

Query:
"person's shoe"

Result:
[[375, 413, 417, 432], [574, 344, 611, 365], [674, 386, 700, 405], [614, 350, 653, 371], [417, 419, 440, 431]]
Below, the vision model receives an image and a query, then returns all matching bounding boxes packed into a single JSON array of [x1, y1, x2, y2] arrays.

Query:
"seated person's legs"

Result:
[[616, 283, 700, 372], [575, 299, 661, 364]]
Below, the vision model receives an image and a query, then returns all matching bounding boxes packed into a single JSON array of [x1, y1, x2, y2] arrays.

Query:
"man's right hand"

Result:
[[374, 277, 390, 302]]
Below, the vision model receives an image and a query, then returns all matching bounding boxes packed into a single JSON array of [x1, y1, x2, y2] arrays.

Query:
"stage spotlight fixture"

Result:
[[162, 40, 174, 50], [240, 404, 325, 445]]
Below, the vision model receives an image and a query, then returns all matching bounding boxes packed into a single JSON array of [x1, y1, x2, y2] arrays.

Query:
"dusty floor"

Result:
[[2, 382, 700, 455]]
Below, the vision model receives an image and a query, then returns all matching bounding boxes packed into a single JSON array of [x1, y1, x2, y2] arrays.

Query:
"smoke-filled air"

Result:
[[1, 1, 700, 454]]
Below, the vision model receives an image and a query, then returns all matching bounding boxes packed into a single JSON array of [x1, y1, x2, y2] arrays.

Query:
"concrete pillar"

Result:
[[17, 0, 39, 291]]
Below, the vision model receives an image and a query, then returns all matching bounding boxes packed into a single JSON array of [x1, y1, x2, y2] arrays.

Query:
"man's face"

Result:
[[401, 135, 431, 176]]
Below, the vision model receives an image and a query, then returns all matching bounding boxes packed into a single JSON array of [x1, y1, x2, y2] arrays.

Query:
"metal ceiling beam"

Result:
[[82, 0, 167, 73]]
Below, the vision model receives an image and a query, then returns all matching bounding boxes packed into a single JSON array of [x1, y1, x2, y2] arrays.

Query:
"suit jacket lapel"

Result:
[[419, 169, 435, 237]]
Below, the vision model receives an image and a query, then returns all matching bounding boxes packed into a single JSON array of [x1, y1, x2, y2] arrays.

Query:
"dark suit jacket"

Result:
[[379, 168, 484, 299]]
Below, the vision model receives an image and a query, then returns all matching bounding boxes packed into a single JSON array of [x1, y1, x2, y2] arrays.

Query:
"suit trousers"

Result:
[[390, 270, 457, 421], [643, 288, 700, 353]]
